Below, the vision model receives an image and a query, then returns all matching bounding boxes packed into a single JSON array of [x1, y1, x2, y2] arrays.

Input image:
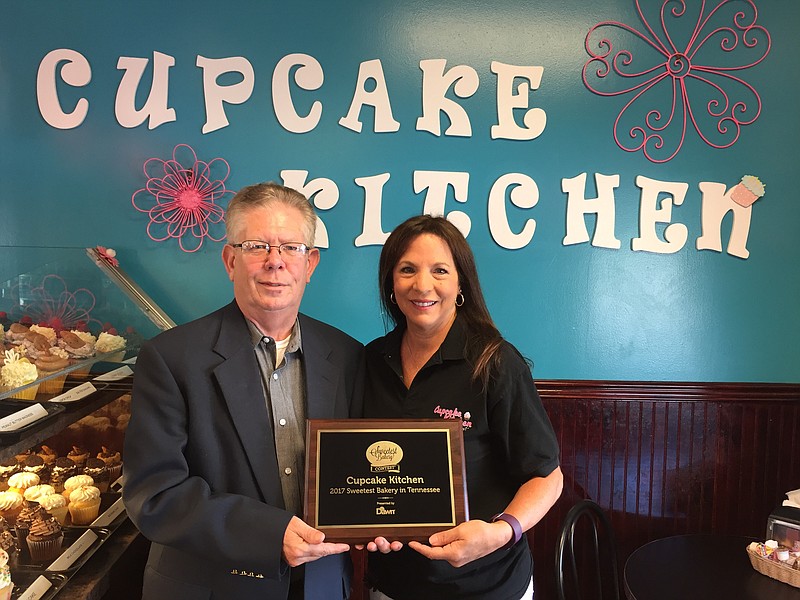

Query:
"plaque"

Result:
[[304, 419, 469, 543]]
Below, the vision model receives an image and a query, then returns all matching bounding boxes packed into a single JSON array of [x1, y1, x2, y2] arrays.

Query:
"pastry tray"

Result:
[[0, 400, 65, 443], [12, 491, 129, 598]]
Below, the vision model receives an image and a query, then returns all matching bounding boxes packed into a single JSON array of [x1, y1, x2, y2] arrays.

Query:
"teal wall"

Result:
[[1, 0, 797, 382]]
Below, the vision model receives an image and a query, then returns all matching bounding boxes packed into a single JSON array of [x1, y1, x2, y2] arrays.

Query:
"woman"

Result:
[[364, 215, 563, 600]]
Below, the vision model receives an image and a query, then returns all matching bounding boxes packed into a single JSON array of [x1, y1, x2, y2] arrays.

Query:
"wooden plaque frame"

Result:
[[304, 419, 469, 543]]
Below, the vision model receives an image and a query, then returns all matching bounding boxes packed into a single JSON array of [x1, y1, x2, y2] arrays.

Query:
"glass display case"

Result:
[[0, 246, 174, 598], [0, 246, 174, 402]]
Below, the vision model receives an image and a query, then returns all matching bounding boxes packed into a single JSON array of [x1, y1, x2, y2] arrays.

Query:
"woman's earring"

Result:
[[390, 292, 397, 304], [456, 292, 465, 307]]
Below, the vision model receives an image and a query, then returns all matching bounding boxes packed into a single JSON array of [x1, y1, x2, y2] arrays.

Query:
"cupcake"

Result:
[[23, 485, 56, 504], [34, 348, 70, 394], [28, 325, 56, 347], [6, 472, 39, 496], [14, 500, 47, 552], [0, 548, 13, 600], [49, 458, 78, 494], [0, 460, 19, 493], [37, 494, 68, 526], [83, 458, 109, 493], [20, 332, 52, 361], [5, 323, 29, 346], [62, 474, 93, 501], [730, 175, 765, 207], [22, 455, 49, 484], [0, 349, 39, 400], [95, 331, 126, 362], [97, 446, 122, 482], [68, 485, 101, 525], [37, 446, 57, 466], [66, 446, 90, 469], [0, 518, 19, 569], [26, 513, 63, 563], [58, 330, 94, 361], [0, 493, 23, 527]]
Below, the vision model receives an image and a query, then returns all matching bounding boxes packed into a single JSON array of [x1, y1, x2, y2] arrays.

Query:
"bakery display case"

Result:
[[0, 246, 174, 598]]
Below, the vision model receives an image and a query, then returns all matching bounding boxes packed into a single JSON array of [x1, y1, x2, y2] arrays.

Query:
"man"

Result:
[[123, 182, 364, 599]]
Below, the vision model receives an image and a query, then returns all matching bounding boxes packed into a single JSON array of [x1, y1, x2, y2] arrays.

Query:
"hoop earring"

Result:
[[390, 292, 397, 305], [455, 292, 465, 307]]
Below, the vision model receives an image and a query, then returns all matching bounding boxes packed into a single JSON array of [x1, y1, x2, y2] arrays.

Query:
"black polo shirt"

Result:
[[364, 316, 560, 600]]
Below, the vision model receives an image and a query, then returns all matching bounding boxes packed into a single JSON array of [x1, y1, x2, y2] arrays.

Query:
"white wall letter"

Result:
[[632, 176, 689, 254], [37, 49, 91, 129], [416, 59, 479, 137], [696, 182, 754, 259], [280, 170, 339, 249], [490, 61, 545, 140], [562, 173, 621, 249], [272, 53, 323, 134], [197, 55, 255, 134], [354, 173, 392, 246], [488, 173, 538, 249], [339, 59, 400, 133], [115, 52, 176, 130], [414, 171, 471, 237]]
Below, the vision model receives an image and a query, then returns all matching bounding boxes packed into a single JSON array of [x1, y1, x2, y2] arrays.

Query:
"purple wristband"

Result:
[[492, 512, 523, 550]]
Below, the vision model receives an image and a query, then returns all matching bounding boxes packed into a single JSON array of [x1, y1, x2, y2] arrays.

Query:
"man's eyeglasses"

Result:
[[229, 240, 312, 259]]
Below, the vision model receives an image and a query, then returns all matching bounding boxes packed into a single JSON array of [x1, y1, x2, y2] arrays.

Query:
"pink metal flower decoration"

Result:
[[95, 246, 119, 267], [583, 0, 771, 163], [132, 144, 232, 252], [11, 274, 101, 332]]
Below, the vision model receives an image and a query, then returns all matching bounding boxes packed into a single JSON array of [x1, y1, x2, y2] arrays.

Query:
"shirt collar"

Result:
[[246, 319, 303, 354], [382, 313, 467, 362]]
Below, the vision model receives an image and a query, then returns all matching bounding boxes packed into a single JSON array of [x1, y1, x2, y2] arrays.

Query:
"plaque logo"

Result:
[[366, 441, 403, 473]]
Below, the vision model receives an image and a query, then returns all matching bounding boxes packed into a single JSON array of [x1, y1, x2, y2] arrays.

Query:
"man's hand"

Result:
[[282, 516, 350, 567]]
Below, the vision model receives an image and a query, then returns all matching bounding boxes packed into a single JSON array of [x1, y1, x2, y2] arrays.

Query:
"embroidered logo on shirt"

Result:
[[433, 405, 473, 430]]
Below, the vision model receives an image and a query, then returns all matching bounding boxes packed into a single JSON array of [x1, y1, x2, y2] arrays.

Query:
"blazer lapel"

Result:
[[213, 302, 282, 506], [299, 315, 340, 420]]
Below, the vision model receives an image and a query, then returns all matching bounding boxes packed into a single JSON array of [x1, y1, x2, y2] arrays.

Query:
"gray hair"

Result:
[[225, 182, 316, 246]]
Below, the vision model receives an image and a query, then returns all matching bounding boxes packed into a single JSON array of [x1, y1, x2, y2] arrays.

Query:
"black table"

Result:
[[624, 534, 800, 600]]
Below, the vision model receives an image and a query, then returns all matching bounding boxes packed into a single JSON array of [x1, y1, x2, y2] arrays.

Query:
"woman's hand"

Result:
[[407, 519, 512, 567]]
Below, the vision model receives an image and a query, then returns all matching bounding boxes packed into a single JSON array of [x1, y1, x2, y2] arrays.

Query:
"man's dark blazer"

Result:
[[123, 301, 365, 599]]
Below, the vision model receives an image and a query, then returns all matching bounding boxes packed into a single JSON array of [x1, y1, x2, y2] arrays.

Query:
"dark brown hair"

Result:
[[378, 215, 503, 387]]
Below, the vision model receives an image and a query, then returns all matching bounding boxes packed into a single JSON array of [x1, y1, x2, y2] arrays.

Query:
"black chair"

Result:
[[555, 499, 620, 600]]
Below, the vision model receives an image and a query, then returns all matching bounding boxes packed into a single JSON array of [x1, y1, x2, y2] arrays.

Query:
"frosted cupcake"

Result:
[[20, 332, 52, 361], [26, 513, 63, 563], [97, 446, 123, 482], [66, 446, 90, 469], [21, 455, 49, 484], [13, 500, 47, 552], [34, 348, 70, 394], [23, 485, 56, 504], [62, 474, 93, 501], [0, 349, 39, 400], [36, 446, 57, 466], [4, 324, 29, 346], [0, 517, 19, 569], [0, 460, 19, 493], [68, 485, 101, 525], [0, 548, 13, 600], [28, 325, 57, 346], [0, 493, 23, 527], [37, 494, 68, 526], [49, 458, 78, 494], [6, 472, 39, 497], [96, 331, 126, 362], [731, 175, 765, 207], [83, 458, 109, 493]]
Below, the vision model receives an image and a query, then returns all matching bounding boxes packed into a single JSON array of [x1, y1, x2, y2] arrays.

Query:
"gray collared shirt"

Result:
[[247, 319, 307, 517]]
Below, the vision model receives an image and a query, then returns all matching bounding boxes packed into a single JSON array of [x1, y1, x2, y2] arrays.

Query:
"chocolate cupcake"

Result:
[[22, 455, 49, 484], [66, 446, 89, 469], [0, 517, 19, 568], [26, 513, 63, 563], [0, 459, 20, 492], [14, 500, 47, 557], [83, 458, 109, 493], [49, 458, 77, 494], [97, 446, 122, 483], [37, 445, 57, 466]]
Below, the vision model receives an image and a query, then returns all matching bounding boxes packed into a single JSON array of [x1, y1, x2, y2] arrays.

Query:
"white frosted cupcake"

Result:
[[68, 485, 101, 525], [1, 349, 39, 400], [0, 492, 23, 527], [37, 494, 68, 525], [95, 331, 126, 362], [23, 485, 56, 504], [6, 473, 39, 496], [62, 475, 93, 501]]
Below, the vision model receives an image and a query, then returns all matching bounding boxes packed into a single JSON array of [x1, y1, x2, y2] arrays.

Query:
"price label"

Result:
[[93, 365, 133, 381], [17, 575, 53, 600], [50, 382, 96, 403], [47, 529, 98, 571]]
